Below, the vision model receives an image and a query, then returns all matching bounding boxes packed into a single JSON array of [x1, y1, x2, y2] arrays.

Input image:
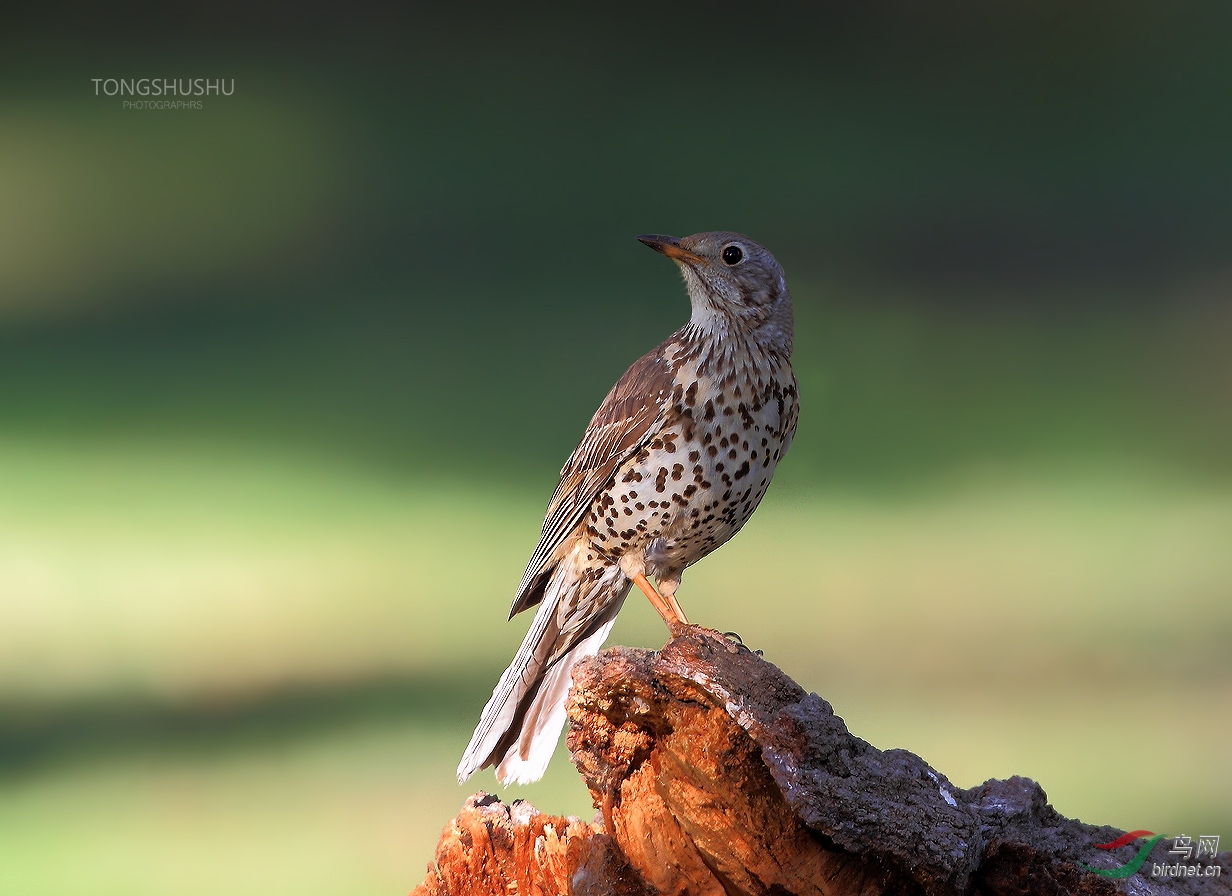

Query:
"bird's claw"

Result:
[[722, 630, 763, 656]]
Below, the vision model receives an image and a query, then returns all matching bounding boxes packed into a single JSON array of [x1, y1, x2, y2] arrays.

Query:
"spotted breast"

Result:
[[585, 333, 798, 589]]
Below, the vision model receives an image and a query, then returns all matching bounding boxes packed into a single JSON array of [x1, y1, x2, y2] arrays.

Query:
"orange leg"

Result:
[[632, 572, 689, 631], [663, 589, 689, 626]]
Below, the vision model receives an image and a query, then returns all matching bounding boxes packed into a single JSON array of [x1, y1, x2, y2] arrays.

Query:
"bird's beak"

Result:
[[638, 234, 703, 265]]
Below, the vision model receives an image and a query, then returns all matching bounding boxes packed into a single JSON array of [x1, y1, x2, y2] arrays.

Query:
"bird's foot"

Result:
[[666, 619, 693, 639], [720, 629, 763, 656]]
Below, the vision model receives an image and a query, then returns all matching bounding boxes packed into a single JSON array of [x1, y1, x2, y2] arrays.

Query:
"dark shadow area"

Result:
[[0, 668, 505, 778], [1, 2, 1230, 489]]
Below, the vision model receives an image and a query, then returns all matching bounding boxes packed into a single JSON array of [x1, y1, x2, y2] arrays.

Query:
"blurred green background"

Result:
[[1, 5, 1230, 894]]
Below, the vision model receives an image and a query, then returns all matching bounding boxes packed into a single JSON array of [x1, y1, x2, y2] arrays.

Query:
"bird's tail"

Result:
[[457, 544, 629, 785]]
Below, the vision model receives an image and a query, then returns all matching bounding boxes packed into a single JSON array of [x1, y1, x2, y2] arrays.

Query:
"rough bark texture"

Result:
[[411, 792, 651, 896], [413, 628, 1229, 896]]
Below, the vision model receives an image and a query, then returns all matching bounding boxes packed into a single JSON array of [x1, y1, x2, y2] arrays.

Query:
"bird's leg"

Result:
[[655, 573, 689, 626], [631, 572, 687, 633]]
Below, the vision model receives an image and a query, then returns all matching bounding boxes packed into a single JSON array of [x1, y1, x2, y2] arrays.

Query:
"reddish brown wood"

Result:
[[413, 628, 1230, 896]]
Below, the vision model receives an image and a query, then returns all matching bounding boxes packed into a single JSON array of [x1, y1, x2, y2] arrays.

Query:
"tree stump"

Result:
[[412, 628, 1229, 896]]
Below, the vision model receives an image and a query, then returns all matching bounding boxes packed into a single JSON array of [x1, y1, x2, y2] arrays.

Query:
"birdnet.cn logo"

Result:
[[91, 78, 234, 110], [1082, 830, 1222, 879]]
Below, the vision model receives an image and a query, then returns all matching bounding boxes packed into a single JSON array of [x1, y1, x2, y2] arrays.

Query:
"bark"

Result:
[[413, 628, 1229, 896]]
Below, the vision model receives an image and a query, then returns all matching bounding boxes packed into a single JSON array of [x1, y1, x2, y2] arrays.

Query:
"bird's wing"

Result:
[[508, 336, 680, 618]]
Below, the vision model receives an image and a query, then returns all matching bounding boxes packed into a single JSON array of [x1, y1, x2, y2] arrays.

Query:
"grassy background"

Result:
[[1, 4, 1230, 893]]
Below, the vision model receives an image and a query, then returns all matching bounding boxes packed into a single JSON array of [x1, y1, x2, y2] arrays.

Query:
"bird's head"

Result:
[[637, 231, 793, 355]]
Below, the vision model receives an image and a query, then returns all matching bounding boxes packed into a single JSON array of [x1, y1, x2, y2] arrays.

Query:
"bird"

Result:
[[457, 231, 798, 785]]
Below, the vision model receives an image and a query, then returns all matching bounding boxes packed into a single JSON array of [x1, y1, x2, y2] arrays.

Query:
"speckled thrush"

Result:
[[458, 232, 799, 784]]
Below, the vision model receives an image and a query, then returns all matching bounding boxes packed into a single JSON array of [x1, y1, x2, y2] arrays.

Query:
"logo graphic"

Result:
[[1083, 831, 1166, 878], [1082, 831, 1222, 879]]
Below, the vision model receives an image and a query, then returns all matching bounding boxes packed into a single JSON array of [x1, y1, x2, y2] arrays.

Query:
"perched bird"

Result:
[[457, 231, 799, 784]]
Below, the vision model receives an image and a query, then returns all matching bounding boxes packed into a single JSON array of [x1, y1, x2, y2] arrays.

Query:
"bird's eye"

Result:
[[721, 245, 744, 266]]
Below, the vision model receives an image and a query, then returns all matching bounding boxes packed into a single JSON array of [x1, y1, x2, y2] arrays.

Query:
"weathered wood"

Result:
[[410, 792, 650, 896], [413, 628, 1230, 896]]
